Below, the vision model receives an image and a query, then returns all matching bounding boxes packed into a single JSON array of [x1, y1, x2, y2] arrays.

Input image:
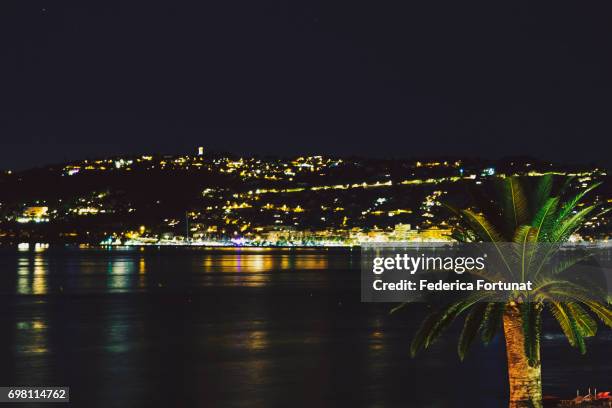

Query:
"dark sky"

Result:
[[2, 1, 612, 170]]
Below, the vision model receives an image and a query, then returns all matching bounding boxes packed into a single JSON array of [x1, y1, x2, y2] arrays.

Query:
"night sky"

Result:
[[2, 1, 612, 170]]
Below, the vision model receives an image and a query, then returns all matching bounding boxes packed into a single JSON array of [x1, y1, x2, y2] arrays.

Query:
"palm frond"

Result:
[[548, 301, 586, 354], [530, 205, 598, 279], [513, 225, 536, 282], [557, 176, 576, 198], [534, 279, 604, 302], [461, 209, 514, 277], [410, 292, 493, 356], [410, 310, 442, 357], [547, 254, 593, 276], [443, 203, 476, 243], [389, 302, 408, 314], [539, 281, 611, 328], [530, 197, 559, 242], [520, 302, 542, 366], [458, 303, 487, 361], [501, 177, 528, 232], [550, 205, 597, 243], [461, 209, 504, 242], [566, 302, 597, 337], [531, 174, 553, 216], [555, 182, 601, 225], [480, 302, 505, 345], [580, 299, 612, 328], [513, 225, 535, 245]]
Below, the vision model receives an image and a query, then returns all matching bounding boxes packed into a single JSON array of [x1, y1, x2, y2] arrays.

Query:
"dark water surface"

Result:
[[0, 247, 609, 407]]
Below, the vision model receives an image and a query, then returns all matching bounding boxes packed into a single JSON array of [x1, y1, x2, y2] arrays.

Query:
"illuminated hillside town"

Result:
[[1, 148, 609, 247]]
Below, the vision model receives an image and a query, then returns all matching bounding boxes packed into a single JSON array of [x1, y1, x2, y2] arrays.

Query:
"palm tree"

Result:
[[400, 175, 611, 407]]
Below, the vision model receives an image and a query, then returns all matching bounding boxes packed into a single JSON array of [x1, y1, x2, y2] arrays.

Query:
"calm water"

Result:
[[0, 247, 609, 407]]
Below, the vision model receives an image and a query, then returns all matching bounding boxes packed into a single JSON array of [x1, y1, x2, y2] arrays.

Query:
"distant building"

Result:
[[17, 206, 49, 223], [197, 146, 204, 156], [23, 206, 48, 218]]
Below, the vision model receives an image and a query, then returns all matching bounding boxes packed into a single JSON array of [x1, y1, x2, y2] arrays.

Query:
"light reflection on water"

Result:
[[9, 245, 607, 294], [107, 258, 134, 292], [198, 253, 330, 287], [6, 245, 610, 301], [7, 248, 339, 294], [15, 318, 48, 354], [0, 247, 609, 407], [17, 254, 49, 295], [202, 253, 329, 272]]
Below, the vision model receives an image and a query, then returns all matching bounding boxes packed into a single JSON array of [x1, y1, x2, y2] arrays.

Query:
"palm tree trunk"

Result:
[[503, 305, 542, 408]]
